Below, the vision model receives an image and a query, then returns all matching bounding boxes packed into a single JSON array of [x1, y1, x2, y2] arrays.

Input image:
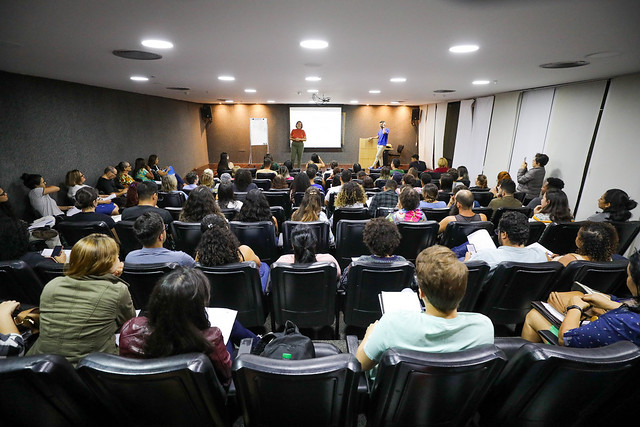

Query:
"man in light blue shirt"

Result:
[[124, 212, 195, 267], [356, 246, 494, 376], [465, 211, 548, 270], [369, 120, 389, 169]]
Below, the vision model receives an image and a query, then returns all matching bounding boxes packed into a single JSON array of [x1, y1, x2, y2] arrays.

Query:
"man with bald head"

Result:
[[438, 189, 487, 234]]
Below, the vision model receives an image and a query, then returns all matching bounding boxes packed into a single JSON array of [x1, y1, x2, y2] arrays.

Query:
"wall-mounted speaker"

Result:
[[411, 108, 420, 122], [201, 105, 212, 120]]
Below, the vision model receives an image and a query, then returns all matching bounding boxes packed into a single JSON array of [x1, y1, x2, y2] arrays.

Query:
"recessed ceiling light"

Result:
[[141, 39, 173, 49], [305, 76, 322, 81], [472, 80, 490, 85], [225, 99, 234, 103], [130, 75, 149, 81], [390, 77, 406, 83], [449, 45, 479, 53], [267, 100, 276, 103], [350, 100, 359, 104], [390, 101, 399, 104], [307, 89, 318, 93], [244, 89, 257, 93], [218, 75, 235, 81], [300, 39, 328, 49], [369, 90, 381, 94]]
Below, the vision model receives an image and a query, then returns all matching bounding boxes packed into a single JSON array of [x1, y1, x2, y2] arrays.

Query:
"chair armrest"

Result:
[[346, 335, 360, 355], [537, 330, 559, 346]]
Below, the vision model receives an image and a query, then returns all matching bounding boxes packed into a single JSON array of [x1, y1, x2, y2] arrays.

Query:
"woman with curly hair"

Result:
[[531, 189, 572, 223], [335, 181, 367, 209], [588, 189, 638, 222], [235, 189, 278, 233], [553, 222, 619, 266], [291, 187, 334, 246], [233, 169, 257, 193], [119, 267, 257, 386], [388, 186, 427, 223], [338, 218, 406, 292], [196, 214, 269, 292], [179, 186, 224, 223]]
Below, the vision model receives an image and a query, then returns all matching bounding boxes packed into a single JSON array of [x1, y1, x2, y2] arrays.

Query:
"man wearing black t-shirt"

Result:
[[409, 154, 427, 172], [96, 166, 126, 196]]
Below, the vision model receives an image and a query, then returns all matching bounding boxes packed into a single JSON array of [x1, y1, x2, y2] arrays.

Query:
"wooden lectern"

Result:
[[359, 137, 392, 168]]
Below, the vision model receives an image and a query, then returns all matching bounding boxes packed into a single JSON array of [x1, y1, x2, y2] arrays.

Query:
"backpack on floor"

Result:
[[251, 320, 315, 360]]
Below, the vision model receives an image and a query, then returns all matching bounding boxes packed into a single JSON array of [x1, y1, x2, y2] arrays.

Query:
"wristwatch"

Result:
[[566, 305, 584, 314]]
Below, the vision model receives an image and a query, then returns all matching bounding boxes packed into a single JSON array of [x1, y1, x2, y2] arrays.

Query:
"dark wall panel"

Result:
[[0, 72, 209, 217]]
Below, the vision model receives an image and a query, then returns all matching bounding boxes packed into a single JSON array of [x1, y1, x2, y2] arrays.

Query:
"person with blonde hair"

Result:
[[27, 234, 135, 364], [200, 168, 215, 190], [292, 187, 334, 245], [161, 174, 188, 200], [432, 157, 449, 173]]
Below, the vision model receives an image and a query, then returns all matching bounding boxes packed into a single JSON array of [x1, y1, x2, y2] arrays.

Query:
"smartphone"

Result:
[[51, 245, 63, 257], [466, 244, 476, 255]]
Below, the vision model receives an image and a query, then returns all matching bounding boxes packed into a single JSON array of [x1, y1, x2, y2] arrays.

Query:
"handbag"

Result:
[[14, 307, 40, 335], [251, 320, 315, 360]]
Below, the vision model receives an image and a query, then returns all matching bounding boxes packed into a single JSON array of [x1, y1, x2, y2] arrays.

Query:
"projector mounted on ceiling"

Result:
[[312, 93, 331, 105]]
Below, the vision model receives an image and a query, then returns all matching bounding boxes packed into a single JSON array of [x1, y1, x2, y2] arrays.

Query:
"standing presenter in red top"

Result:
[[290, 121, 307, 169]]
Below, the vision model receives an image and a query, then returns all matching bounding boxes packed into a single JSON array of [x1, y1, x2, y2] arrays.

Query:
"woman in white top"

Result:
[[21, 173, 71, 218], [216, 182, 243, 211], [65, 169, 118, 216]]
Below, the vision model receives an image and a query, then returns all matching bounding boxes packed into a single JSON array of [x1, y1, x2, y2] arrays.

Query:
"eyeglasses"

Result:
[[0, 191, 6, 197]]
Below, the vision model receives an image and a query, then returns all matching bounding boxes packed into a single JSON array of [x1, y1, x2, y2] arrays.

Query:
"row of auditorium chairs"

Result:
[[1, 338, 638, 426], [1, 255, 629, 334]]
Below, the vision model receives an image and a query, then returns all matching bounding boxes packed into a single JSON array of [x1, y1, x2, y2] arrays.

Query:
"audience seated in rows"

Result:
[[465, 211, 547, 270], [522, 250, 640, 347], [338, 218, 407, 292], [119, 267, 257, 387], [0, 216, 64, 266], [335, 181, 367, 210], [325, 170, 352, 204], [356, 245, 494, 376], [388, 186, 427, 223], [307, 164, 325, 194], [291, 187, 334, 246], [368, 179, 398, 216], [256, 156, 275, 176], [438, 190, 488, 234], [233, 169, 257, 193], [235, 189, 278, 233], [196, 214, 269, 292], [525, 177, 565, 210], [587, 189, 637, 222], [21, 172, 71, 218], [123, 181, 173, 224], [133, 158, 155, 182], [552, 222, 618, 266], [182, 171, 199, 190], [66, 187, 120, 243], [517, 152, 549, 201], [409, 153, 427, 172], [531, 189, 572, 223], [374, 166, 391, 186], [65, 169, 118, 216], [125, 212, 195, 267], [487, 179, 522, 214], [1, 185, 61, 247], [27, 234, 135, 364]]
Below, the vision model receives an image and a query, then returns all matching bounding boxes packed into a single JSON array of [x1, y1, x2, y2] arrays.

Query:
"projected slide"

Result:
[[289, 107, 342, 149]]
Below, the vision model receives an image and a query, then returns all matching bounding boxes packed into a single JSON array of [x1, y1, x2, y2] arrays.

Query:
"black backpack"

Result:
[[251, 320, 315, 360]]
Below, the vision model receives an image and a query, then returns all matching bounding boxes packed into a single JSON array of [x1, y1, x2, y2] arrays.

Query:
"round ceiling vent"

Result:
[[112, 50, 162, 60], [539, 61, 589, 69]]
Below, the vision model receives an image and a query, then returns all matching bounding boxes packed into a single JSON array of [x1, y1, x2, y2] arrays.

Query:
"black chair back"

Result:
[[369, 345, 507, 427], [198, 262, 266, 328], [553, 259, 630, 294], [527, 221, 547, 245], [270, 206, 286, 232], [220, 208, 237, 221], [34, 261, 66, 285], [335, 220, 371, 270], [441, 221, 494, 248], [169, 221, 202, 257], [270, 262, 338, 333], [157, 191, 186, 208], [57, 220, 111, 246], [428, 171, 441, 180], [293, 191, 305, 207], [492, 207, 533, 228], [282, 221, 330, 254], [472, 190, 494, 207], [331, 208, 370, 233], [481, 341, 640, 426], [0, 354, 98, 426], [232, 353, 360, 427], [234, 191, 249, 202], [396, 221, 439, 263], [421, 208, 450, 222], [114, 220, 143, 258], [472, 206, 494, 219], [229, 221, 278, 264], [256, 172, 276, 180], [611, 220, 640, 255], [163, 207, 182, 221], [327, 192, 338, 217], [77, 353, 229, 427], [252, 179, 271, 191], [0, 260, 44, 305], [375, 206, 397, 218], [264, 191, 292, 219], [513, 191, 527, 202], [459, 260, 491, 311], [437, 192, 452, 204], [343, 260, 415, 328], [537, 221, 585, 255], [121, 262, 178, 309], [375, 179, 387, 189], [478, 261, 564, 325]]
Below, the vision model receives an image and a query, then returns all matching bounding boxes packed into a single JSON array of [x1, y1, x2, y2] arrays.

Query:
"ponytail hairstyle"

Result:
[[603, 189, 638, 222], [21, 173, 42, 189], [291, 225, 317, 263]]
